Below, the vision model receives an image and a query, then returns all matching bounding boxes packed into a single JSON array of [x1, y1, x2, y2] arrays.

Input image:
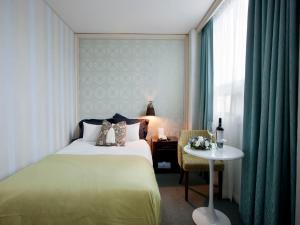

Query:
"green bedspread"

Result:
[[0, 155, 161, 225]]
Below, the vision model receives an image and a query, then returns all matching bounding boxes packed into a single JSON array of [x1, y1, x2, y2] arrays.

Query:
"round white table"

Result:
[[184, 145, 244, 225]]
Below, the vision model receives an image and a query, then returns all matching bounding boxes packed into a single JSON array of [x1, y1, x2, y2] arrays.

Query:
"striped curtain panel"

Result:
[[0, 0, 77, 180]]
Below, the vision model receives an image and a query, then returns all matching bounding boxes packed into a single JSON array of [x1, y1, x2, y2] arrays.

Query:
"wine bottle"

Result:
[[216, 118, 224, 148]]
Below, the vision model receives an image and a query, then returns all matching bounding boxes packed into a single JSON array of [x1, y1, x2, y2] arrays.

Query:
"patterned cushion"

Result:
[[113, 121, 127, 146], [96, 120, 126, 146]]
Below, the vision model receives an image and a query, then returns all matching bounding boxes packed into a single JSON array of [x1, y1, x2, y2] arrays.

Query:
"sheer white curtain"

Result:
[[213, 0, 248, 203], [0, 0, 76, 180]]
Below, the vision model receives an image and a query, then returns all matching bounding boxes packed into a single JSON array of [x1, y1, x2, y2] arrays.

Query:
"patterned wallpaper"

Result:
[[79, 38, 185, 137]]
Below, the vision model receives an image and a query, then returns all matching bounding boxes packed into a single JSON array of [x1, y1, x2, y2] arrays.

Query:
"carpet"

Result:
[[156, 172, 243, 225]]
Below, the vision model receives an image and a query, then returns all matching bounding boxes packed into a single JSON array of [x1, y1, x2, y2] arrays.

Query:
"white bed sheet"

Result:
[[57, 139, 153, 164]]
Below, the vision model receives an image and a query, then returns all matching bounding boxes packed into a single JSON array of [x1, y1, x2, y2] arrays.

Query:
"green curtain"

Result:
[[199, 20, 214, 130], [240, 0, 299, 225]]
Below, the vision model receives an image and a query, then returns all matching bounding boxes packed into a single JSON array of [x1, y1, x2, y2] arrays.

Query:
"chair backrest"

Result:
[[177, 130, 211, 167], [178, 130, 211, 146]]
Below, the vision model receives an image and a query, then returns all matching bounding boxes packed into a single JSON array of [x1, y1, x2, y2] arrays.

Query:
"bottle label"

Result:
[[217, 130, 224, 142]]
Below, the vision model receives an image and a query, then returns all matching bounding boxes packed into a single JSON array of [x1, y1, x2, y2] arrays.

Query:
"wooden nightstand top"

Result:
[[151, 136, 178, 143]]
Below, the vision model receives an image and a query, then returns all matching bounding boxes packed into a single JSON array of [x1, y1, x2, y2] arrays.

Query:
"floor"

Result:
[[156, 172, 243, 225]]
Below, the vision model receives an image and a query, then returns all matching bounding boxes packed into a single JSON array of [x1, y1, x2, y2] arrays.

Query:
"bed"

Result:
[[0, 139, 161, 225]]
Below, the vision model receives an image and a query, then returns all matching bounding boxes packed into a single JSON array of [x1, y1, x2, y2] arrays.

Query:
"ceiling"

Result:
[[45, 0, 214, 34]]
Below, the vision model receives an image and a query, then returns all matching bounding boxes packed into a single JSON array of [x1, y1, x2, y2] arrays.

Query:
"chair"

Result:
[[177, 130, 224, 201]]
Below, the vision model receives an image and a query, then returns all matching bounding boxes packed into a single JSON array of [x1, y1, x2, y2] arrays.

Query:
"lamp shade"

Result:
[[146, 101, 155, 116]]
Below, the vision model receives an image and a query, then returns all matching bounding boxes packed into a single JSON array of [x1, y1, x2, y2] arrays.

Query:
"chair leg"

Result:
[[179, 168, 184, 184], [185, 171, 189, 201], [218, 171, 223, 199]]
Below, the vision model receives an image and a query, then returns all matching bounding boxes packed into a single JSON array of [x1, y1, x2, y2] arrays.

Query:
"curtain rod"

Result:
[[196, 0, 225, 32]]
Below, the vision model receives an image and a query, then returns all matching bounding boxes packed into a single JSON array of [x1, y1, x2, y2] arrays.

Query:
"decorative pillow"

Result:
[[113, 113, 149, 139], [96, 120, 126, 146], [82, 122, 102, 142], [78, 118, 114, 138], [113, 122, 127, 146], [96, 120, 113, 146], [126, 123, 140, 142]]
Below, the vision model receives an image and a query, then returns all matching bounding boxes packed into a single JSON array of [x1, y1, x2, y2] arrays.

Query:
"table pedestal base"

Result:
[[192, 207, 231, 225]]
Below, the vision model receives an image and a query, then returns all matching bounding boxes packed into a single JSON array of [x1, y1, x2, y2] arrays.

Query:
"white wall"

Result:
[[187, 29, 201, 129], [0, 0, 76, 179], [78, 34, 186, 137]]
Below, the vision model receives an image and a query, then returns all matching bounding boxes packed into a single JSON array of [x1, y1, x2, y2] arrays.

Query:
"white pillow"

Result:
[[106, 127, 116, 144], [83, 122, 102, 142], [126, 123, 140, 142]]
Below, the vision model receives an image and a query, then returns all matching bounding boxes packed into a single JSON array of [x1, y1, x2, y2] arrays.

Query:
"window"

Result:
[[213, 0, 248, 202]]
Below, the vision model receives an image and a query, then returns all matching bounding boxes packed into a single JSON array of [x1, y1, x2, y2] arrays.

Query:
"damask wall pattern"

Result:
[[79, 38, 185, 137]]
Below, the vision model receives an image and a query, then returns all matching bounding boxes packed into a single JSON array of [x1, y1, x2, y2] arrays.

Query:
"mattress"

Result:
[[0, 140, 160, 225]]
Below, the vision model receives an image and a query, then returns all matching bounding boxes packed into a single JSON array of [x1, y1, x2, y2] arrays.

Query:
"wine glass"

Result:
[[207, 121, 216, 150]]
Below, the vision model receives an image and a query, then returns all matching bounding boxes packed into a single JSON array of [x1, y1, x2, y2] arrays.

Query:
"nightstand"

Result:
[[151, 136, 179, 173]]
